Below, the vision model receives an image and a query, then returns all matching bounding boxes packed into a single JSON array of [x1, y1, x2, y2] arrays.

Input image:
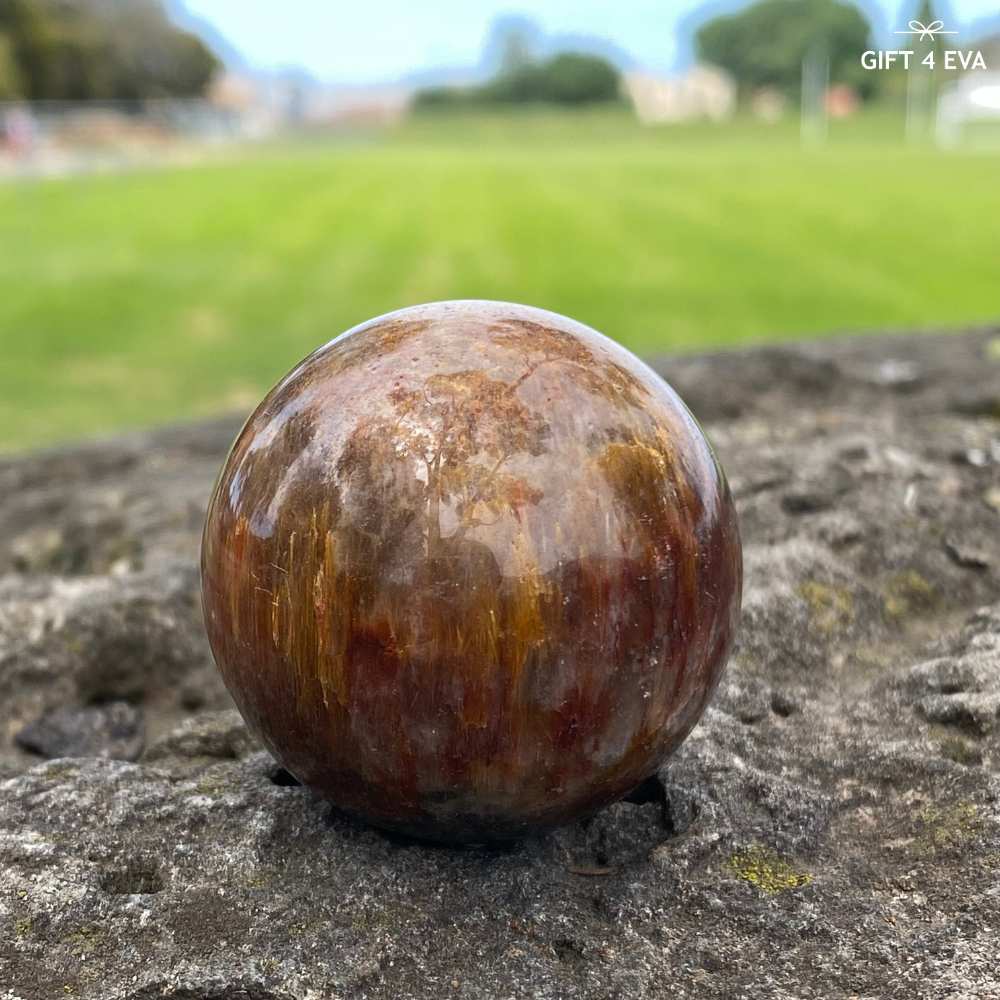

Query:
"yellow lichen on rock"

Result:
[[882, 570, 936, 621], [726, 845, 813, 894], [917, 801, 983, 853], [797, 580, 854, 633]]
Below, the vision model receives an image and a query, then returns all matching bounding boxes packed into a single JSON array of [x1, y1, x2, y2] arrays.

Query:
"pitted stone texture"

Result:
[[1, 328, 999, 999], [889, 604, 1000, 737], [15, 701, 144, 761]]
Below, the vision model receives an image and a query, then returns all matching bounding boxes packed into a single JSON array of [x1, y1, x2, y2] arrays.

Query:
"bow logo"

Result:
[[895, 19, 957, 41]]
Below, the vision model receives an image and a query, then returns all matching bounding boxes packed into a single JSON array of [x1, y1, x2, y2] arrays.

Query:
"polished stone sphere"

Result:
[[201, 301, 741, 843]]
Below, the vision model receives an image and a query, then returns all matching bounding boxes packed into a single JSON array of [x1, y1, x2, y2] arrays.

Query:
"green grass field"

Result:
[[1, 109, 997, 451]]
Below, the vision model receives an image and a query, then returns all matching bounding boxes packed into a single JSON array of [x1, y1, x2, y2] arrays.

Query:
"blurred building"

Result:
[[624, 65, 735, 124], [209, 71, 410, 135], [0, 99, 243, 178], [936, 72, 1000, 147], [750, 88, 786, 122], [298, 86, 411, 129], [0, 70, 415, 179], [825, 84, 859, 119]]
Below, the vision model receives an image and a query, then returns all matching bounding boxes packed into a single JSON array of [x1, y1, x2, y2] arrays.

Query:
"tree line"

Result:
[[416, 1, 946, 112], [0, 0, 219, 102], [414, 52, 622, 110]]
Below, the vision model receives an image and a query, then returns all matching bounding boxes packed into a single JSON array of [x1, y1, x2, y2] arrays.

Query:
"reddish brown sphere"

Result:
[[201, 301, 741, 843]]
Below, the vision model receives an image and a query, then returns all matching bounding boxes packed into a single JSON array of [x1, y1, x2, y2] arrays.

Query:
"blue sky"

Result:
[[179, 1, 1000, 85]]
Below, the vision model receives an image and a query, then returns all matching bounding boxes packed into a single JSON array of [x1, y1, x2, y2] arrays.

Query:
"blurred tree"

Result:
[[534, 53, 621, 104], [0, 0, 54, 99], [410, 85, 473, 109], [0, 0, 219, 100], [415, 52, 621, 109], [0, 33, 24, 99], [696, 0, 876, 100]]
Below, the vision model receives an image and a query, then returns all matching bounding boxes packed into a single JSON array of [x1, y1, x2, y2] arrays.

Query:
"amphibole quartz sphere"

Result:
[[201, 301, 742, 843]]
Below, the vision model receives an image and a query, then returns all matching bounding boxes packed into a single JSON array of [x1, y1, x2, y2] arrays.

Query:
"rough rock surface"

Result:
[[1, 328, 999, 1000]]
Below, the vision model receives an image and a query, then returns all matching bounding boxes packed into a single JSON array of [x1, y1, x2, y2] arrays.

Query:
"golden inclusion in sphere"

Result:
[[201, 301, 742, 843]]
